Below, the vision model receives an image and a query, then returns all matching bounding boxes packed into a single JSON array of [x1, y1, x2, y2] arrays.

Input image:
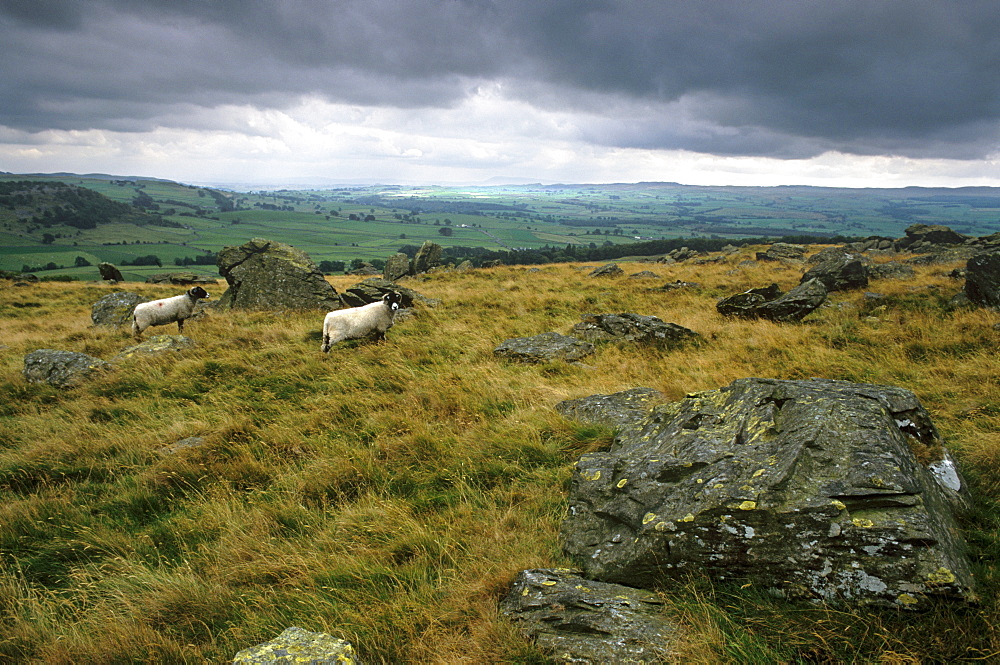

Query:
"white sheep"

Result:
[[321, 291, 404, 352], [132, 286, 210, 338]]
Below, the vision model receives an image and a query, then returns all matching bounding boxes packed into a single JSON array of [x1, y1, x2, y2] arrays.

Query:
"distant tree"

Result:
[[41, 233, 55, 244], [74, 256, 91, 267], [438, 227, 453, 237]]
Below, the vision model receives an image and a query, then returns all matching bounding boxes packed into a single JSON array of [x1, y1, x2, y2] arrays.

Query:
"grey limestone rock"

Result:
[[560, 377, 976, 609], [964, 250, 1000, 308], [383, 252, 411, 281], [232, 626, 359, 664], [494, 332, 595, 363], [588, 262, 624, 278], [91, 291, 144, 327], [23, 349, 113, 388], [571, 313, 700, 348], [500, 568, 682, 663], [801, 254, 870, 292], [98, 262, 124, 282]]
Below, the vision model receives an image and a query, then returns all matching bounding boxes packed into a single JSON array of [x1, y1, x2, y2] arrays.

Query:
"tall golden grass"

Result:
[[0, 248, 998, 662]]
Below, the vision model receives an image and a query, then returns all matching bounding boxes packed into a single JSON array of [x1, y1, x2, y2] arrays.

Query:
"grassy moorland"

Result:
[[0, 248, 999, 662]]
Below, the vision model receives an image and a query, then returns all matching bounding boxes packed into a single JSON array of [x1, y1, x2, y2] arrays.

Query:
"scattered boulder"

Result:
[[157, 436, 207, 456], [91, 292, 145, 327], [570, 313, 700, 348], [215, 238, 342, 311], [560, 377, 976, 609], [500, 568, 682, 663], [869, 262, 916, 281], [98, 262, 124, 282], [383, 252, 411, 281], [801, 254, 869, 292], [412, 241, 443, 274], [588, 263, 624, 278], [339, 277, 440, 309], [964, 250, 1000, 308], [757, 243, 807, 262], [494, 332, 595, 363], [23, 349, 112, 388], [658, 247, 703, 263], [652, 279, 700, 292], [629, 270, 659, 279], [717, 281, 826, 322], [347, 262, 380, 276], [898, 224, 969, 250], [111, 335, 196, 362], [232, 626, 359, 664]]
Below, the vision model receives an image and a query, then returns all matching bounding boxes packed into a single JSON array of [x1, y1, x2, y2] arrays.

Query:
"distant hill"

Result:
[[0, 180, 158, 230]]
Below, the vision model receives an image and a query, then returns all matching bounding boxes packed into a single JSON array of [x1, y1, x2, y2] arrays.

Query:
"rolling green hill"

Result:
[[4, 173, 1000, 281]]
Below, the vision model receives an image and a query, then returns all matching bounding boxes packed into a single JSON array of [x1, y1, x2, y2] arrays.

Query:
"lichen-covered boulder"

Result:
[[23, 349, 112, 388], [412, 240, 442, 274], [570, 313, 699, 348], [111, 335, 196, 362], [98, 262, 124, 282], [215, 238, 342, 311], [494, 332, 595, 363], [964, 250, 1000, 308], [145, 272, 215, 285], [756, 243, 806, 262], [232, 626, 359, 663], [801, 254, 870, 292], [588, 262, 624, 277], [339, 277, 440, 309], [383, 252, 411, 281], [560, 377, 976, 609], [556, 388, 664, 444], [91, 292, 144, 327], [717, 281, 826, 322], [500, 568, 682, 662]]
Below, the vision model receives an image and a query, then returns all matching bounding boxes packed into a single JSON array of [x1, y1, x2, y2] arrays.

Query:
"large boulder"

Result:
[[588, 263, 624, 278], [91, 292, 144, 327], [23, 349, 112, 388], [383, 252, 411, 281], [339, 277, 440, 309], [556, 388, 664, 443], [757, 243, 807, 262], [801, 254, 869, 292], [412, 241, 442, 274], [232, 626, 359, 664], [215, 238, 342, 311], [570, 313, 700, 348], [98, 262, 124, 282], [898, 224, 969, 250], [716, 280, 827, 322], [500, 568, 682, 662], [964, 250, 1000, 308], [560, 377, 976, 608], [494, 332, 595, 363], [145, 272, 215, 285]]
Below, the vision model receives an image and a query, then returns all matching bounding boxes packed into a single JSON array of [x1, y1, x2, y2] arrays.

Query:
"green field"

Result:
[[3, 174, 1000, 278]]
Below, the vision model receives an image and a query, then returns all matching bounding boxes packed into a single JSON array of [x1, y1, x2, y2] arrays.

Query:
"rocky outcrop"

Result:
[[232, 626, 359, 664], [716, 280, 827, 322], [412, 241, 443, 274], [898, 224, 970, 250], [757, 243, 807, 262], [494, 332, 595, 363], [339, 277, 440, 310], [91, 292, 144, 327], [964, 250, 1000, 308], [98, 262, 124, 282], [23, 349, 112, 388], [588, 263, 624, 277], [145, 272, 215, 285], [559, 378, 976, 609], [570, 313, 700, 349], [500, 568, 682, 662], [556, 388, 664, 444], [215, 238, 342, 311], [383, 252, 411, 281]]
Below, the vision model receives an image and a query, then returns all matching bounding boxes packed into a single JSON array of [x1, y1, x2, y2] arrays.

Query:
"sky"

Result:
[[2, 0, 999, 189]]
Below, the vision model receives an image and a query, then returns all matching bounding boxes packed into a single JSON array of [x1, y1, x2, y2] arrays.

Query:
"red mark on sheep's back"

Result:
[[156, 303, 164, 308]]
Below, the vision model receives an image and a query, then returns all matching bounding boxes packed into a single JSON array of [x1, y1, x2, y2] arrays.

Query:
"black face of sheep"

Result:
[[189, 286, 210, 300], [383, 291, 403, 311]]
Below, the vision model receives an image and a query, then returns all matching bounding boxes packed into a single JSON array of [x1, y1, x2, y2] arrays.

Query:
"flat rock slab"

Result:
[[112, 335, 195, 362], [561, 377, 976, 609], [571, 312, 699, 348], [556, 388, 665, 443], [494, 332, 595, 363], [23, 349, 112, 388], [500, 568, 682, 663]]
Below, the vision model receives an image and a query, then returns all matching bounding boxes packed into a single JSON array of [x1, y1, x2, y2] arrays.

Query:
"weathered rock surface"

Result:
[[898, 223, 970, 249], [556, 388, 664, 444], [98, 262, 124, 282], [111, 335, 196, 362], [801, 254, 869, 292], [869, 262, 916, 281], [588, 262, 624, 278], [757, 243, 807, 262], [560, 377, 976, 608], [145, 272, 216, 285], [964, 250, 1000, 308], [91, 292, 144, 327], [232, 626, 359, 664], [570, 313, 700, 348], [383, 252, 411, 281], [339, 277, 439, 309], [717, 280, 826, 322], [215, 238, 342, 311], [494, 332, 595, 363], [412, 240, 442, 274], [23, 349, 112, 387], [500, 568, 682, 663]]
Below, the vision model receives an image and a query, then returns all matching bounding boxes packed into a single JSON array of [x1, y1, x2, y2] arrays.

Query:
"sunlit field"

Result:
[[1, 248, 998, 662]]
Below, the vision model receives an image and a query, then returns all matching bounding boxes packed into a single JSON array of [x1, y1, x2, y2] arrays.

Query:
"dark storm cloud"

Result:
[[3, 0, 999, 159]]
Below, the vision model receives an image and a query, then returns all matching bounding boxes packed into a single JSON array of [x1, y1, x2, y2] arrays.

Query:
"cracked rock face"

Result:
[[215, 238, 342, 311], [560, 377, 976, 608]]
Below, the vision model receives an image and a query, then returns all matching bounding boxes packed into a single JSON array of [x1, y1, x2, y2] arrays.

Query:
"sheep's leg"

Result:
[[177, 319, 185, 333]]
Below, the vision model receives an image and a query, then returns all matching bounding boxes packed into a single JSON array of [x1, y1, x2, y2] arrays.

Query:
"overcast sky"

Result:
[[2, 0, 999, 188]]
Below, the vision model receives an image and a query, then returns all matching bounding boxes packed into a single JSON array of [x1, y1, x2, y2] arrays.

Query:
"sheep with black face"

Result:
[[321, 291, 403, 352], [131, 286, 209, 338]]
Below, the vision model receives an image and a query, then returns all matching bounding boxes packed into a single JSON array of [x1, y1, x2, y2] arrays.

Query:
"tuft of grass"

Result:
[[0, 252, 998, 661]]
